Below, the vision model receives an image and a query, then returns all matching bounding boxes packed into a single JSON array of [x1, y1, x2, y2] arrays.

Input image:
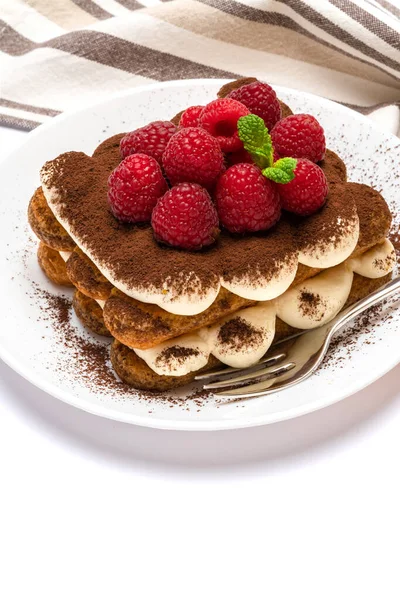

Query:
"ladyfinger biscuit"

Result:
[[37, 242, 73, 287]]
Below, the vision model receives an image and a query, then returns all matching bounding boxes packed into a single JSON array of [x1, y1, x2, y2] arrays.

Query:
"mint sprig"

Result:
[[262, 157, 297, 184], [237, 114, 297, 184], [237, 114, 273, 169]]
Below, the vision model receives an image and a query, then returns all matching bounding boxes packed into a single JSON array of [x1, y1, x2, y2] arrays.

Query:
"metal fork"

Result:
[[195, 275, 400, 401]]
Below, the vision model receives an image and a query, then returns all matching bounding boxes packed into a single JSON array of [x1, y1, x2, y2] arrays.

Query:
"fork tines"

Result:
[[195, 350, 295, 396]]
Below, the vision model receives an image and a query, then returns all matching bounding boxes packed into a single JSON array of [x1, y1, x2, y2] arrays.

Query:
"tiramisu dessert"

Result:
[[28, 78, 396, 392]]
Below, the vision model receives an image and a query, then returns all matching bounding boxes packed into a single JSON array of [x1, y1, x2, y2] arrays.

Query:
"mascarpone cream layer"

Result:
[[221, 255, 298, 301], [298, 215, 360, 269], [134, 334, 210, 377], [122, 276, 222, 317], [45, 182, 221, 316], [132, 265, 351, 376], [45, 178, 361, 316], [198, 304, 276, 369], [132, 240, 395, 376], [275, 264, 353, 329], [348, 239, 396, 278]]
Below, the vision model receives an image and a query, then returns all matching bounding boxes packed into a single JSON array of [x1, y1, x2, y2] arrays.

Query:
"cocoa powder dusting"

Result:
[[293, 183, 359, 256], [373, 249, 396, 272], [299, 290, 327, 321], [27, 280, 213, 409], [40, 151, 297, 299], [218, 317, 264, 351], [346, 183, 392, 250], [390, 210, 400, 270], [320, 304, 386, 371], [318, 149, 347, 184], [26, 126, 400, 405], [156, 345, 200, 368], [33, 284, 128, 390]]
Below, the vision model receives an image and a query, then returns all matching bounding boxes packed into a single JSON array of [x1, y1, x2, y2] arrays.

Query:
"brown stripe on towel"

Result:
[[0, 21, 36, 56], [114, 0, 145, 8], [329, 0, 400, 47], [46, 30, 237, 80], [153, 0, 400, 88], [0, 113, 42, 131], [0, 98, 61, 117], [71, 0, 113, 20], [196, 0, 400, 82], [272, 0, 400, 71]]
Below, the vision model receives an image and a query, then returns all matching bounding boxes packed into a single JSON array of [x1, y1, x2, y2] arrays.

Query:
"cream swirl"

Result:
[[132, 242, 394, 376], [298, 216, 360, 268], [221, 255, 298, 301], [347, 239, 395, 278], [134, 334, 209, 377], [275, 263, 353, 329], [198, 304, 276, 368], [132, 264, 353, 375]]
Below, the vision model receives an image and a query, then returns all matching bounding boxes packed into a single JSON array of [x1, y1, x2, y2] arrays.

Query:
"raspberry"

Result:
[[120, 121, 177, 164], [277, 158, 328, 216], [108, 153, 168, 223], [226, 148, 254, 166], [228, 81, 281, 132], [215, 163, 281, 233], [179, 105, 204, 128], [200, 98, 250, 152], [162, 127, 224, 189], [271, 114, 326, 163], [151, 183, 219, 250]]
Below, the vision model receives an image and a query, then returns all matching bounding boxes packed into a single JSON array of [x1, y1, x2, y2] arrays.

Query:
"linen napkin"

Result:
[[1, 0, 399, 134]]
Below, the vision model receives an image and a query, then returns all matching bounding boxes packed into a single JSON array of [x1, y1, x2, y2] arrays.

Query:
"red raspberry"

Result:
[[151, 183, 219, 250], [228, 81, 281, 131], [215, 163, 281, 234], [162, 127, 224, 189], [226, 148, 254, 166], [179, 105, 204, 128], [199, 98, 250, 152], [108, 153, 168, 223], [120, 121, 177, 164], [271, 114, 326, 163], [277, 158, 328, 216]]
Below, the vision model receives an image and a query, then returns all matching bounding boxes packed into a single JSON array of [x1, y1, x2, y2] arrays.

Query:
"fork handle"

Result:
[[330, 275, 400, 335]]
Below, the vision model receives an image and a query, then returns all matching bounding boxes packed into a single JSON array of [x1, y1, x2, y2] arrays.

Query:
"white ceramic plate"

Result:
[[0, 79, 399, 430]]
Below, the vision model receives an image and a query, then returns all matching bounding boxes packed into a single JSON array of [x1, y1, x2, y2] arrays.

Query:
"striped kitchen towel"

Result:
[[1, 0, 399, 133]]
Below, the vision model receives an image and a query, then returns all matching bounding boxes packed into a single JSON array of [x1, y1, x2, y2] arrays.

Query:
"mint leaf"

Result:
[[263, 157, 297, 184], [237, 114, 273, 169]]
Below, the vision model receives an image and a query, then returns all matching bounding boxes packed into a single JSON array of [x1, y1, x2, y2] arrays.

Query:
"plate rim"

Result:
[[0, 78, 399, 431]]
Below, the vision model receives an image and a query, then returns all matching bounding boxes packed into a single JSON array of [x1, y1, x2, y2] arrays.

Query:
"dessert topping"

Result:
[[271, 113, 326, 162], [199, 97, 250, 152], [108, 153, 168, 223], [277, 158, 328, 216], [238, 114, 328, 216], [217, 316, 265, 351], [151, 182, 220, 250], [120, 120, 176, 164], [179, 105, 204, 128], [228, 81, 281, 131], [225, 147, 254, 166], [162, 127, 224, 189], [237, 113, 295, 178], [112, 89, 329, 245], [215, 163, 281, 233]]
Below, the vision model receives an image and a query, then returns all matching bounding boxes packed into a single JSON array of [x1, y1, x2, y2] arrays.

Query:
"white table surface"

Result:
[[1, 126, 399, 600]]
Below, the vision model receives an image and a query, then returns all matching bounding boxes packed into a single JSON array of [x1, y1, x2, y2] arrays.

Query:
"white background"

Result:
[[1, 127, 400, 600]]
